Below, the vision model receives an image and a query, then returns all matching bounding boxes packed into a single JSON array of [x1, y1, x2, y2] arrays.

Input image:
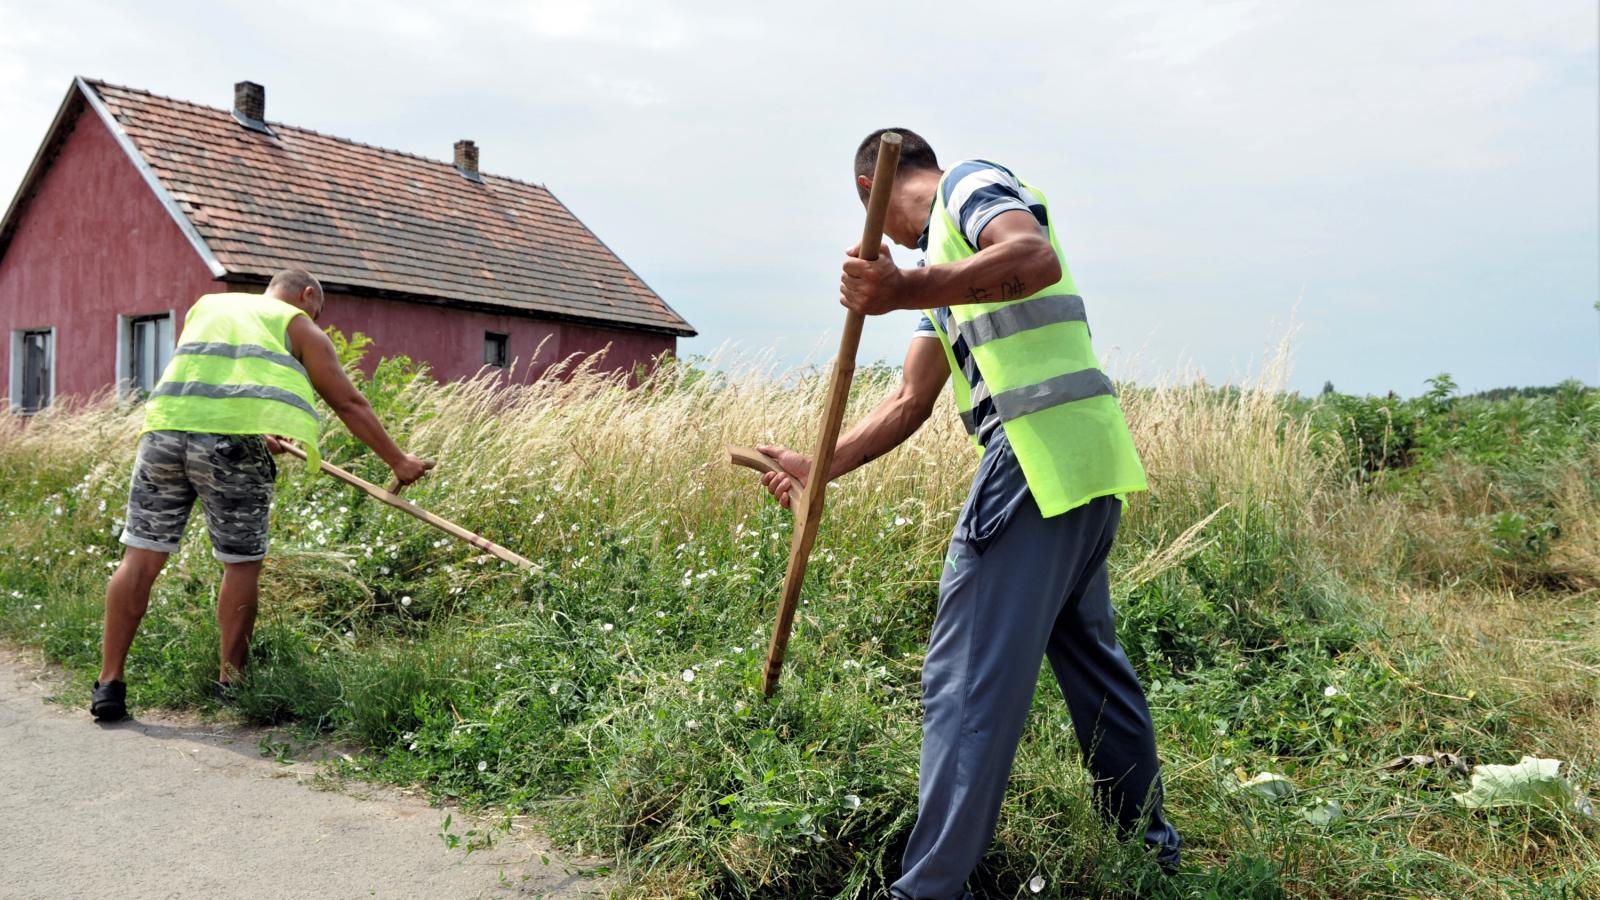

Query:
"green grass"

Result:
[[1, 344, 1595, 898]]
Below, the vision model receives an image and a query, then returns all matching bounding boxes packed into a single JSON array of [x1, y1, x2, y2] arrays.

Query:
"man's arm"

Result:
[[840, 210, 1060, 315], [757, 336, 950, 508], [285, 316, 430, 484]]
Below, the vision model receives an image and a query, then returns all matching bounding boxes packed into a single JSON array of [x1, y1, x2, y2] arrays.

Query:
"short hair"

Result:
[[267, 268, 322, 301], [854, 128, 939, 200]]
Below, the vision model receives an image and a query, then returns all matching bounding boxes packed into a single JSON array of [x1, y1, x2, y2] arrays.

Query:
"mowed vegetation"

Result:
[[1, 335, 1596, 898]]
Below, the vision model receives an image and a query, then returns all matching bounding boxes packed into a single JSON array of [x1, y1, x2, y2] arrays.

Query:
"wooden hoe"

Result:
[[279, 442, 536, 571], [727, 131, 903, 697]]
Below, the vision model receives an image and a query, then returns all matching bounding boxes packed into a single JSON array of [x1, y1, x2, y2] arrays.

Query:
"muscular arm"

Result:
[[285, 315, 410, 470], [840, 209, 1061, 315], [828, 336, 950, 479], [758, 337, 949, 507]]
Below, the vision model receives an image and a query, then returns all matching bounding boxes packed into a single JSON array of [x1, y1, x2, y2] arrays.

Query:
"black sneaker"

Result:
[[212, 680, 237, 706], [90, 680, 127, 722]]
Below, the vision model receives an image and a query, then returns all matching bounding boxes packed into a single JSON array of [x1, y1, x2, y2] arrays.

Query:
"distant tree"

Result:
[[1321, 380, 1336, 396]]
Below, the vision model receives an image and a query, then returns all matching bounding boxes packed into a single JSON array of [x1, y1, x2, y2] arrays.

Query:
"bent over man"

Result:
[[755, 130, 1180, 897], [91, 269, 430, 721]]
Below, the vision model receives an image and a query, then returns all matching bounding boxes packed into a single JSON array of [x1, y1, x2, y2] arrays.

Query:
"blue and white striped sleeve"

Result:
[[942, 160, 1031, 249], [913, 313, 939, 338]]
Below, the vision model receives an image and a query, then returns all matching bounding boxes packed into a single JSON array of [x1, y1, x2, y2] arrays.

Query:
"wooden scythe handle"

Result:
[[736, 131, 903, 697], [728, 444, 812, 532], [279, 443, 536, 571]]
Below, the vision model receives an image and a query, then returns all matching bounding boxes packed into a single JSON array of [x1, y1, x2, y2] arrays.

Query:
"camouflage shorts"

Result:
[[120, 431, 278, 563]]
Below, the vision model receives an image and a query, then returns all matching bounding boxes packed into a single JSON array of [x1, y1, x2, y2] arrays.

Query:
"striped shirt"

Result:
[[914, 160, 1049, 443]]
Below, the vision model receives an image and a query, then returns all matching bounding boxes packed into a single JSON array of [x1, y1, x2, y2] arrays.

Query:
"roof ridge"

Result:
[[81, 76, 552, 193]]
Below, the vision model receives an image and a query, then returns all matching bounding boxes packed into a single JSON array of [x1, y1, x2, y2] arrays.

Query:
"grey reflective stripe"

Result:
[[175, 341, 307, 377], [958, 294, 1087, 348], [991, 368, 1116, 420], [149, 381, 319, 420], [959, 406, 979, 434]]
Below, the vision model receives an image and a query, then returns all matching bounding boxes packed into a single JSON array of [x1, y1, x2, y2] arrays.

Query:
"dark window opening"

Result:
[[485, 332, 509, 368], [127, 314, 172, 396], [20, 330, 52, 413]]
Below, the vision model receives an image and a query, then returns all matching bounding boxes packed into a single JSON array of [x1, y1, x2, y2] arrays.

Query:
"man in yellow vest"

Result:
[[754, 130, 1180, 896], [90, 268, 430, 722]]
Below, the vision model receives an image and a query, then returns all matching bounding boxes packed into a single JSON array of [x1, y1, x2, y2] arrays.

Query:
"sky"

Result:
[[1, 0, 1596, 395]]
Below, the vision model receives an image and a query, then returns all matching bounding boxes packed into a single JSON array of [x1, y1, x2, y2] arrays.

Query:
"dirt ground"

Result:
[[0, 648, 605, 899]]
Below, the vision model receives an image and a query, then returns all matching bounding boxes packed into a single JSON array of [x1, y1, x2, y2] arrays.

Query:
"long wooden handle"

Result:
[[759, 131, 902, 697], [279, 444, 536, 570]]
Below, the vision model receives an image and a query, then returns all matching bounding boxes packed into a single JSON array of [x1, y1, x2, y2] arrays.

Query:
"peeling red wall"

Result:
[[0, 104, 676, 408]]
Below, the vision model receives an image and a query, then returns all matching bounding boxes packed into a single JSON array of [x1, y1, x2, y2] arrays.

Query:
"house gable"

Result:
[[0, 94, 219, 401]]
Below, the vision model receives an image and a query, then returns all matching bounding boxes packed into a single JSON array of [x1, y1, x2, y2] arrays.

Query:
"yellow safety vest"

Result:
[[924, 172, 1146, 517], [142, 293, 321, 472]]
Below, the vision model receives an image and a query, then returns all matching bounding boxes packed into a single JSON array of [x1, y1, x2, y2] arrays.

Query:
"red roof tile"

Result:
[[82, 80, 694, 336]]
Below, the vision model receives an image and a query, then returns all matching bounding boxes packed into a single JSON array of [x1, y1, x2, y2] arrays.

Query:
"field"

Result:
[[1, 336, 1596, 898]]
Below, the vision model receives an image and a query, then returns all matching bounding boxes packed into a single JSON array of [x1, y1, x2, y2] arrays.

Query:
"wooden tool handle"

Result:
[[759, 131, 903, 697], [726, 445, 787, 477], [279, 444, 535, 571]]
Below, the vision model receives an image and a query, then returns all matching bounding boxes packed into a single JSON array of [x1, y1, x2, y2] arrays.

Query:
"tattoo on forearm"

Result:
[[967, 278, 1027, 304]]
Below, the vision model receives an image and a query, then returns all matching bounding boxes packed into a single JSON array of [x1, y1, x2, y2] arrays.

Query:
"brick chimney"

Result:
[[232, 81, 270, 133], [454, 140, 481, 181]]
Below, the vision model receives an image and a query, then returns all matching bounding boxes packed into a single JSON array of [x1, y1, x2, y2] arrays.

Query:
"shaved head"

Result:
[[266, 268, 324, 318], [268, 268, 322, 300]]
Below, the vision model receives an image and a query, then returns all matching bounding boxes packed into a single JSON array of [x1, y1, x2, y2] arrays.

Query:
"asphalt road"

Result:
[[0, 649, 602, 899]]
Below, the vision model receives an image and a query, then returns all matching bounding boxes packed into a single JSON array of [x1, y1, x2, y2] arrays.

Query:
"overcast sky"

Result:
[[2, 1, 1595, 395]]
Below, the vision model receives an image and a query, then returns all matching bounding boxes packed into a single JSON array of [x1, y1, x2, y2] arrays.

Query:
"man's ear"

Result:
[[857, 174, 872, 193]]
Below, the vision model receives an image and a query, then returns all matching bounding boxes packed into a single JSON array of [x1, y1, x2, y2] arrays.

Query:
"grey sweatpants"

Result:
[[892, 431, 1180, 900]]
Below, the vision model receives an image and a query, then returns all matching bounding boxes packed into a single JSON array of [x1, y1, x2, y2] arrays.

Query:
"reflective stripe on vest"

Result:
[[957, 293, 1087, 348], [173, 341, 308, 377], [149, 381, 320, 419], [989, 367, 1116, 421]]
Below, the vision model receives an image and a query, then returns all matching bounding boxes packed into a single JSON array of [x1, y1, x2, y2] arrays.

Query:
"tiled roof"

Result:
[[81, 80, 694, 336]]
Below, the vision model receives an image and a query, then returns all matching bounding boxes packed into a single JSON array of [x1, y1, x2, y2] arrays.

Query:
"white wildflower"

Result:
[[400, 596, 413, 607], [681, 669, 696, 683], [1028, 875, 1046, 894], [1324, 685, 1340, 697], [602, 622, 614, 632], [477, 760, 488, 773]]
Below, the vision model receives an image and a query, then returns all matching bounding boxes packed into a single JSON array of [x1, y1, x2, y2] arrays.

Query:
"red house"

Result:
[[0, 78, 695, 413]]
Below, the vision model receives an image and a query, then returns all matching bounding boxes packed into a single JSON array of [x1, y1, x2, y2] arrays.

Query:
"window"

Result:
[[484, 332, 509, 368], [121, 313, 174, 397], [9, 328, 54, 414]]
